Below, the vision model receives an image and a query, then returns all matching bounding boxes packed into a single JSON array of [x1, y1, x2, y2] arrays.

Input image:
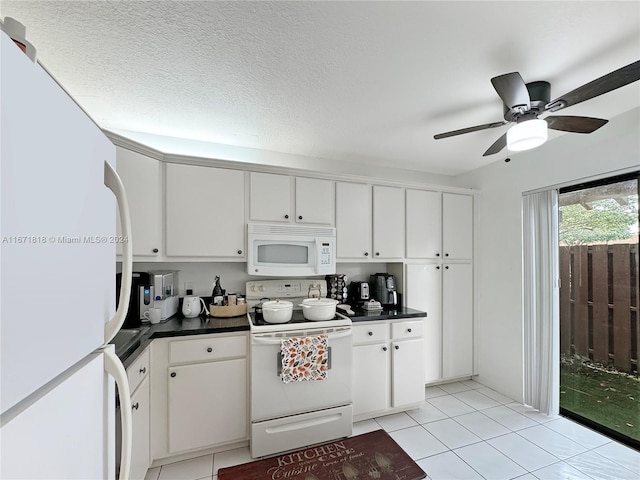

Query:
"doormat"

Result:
[[218, 429, 426, 480]]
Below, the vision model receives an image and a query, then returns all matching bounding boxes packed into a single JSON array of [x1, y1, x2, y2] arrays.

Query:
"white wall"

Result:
[[455, 107, 640, 401]]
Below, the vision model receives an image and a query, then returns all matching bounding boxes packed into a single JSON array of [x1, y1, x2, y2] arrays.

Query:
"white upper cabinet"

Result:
[[442, 193, 473, 260], [116, 148, 162, 257], [373, 186, 405, 259], [295, 177, 334, 225], [406, 189, 442, 259], [335, 182, 372, 259], [336, 182, 405, 260], [249, 172, 292, 223], [249, 173, 333, 225], [165, 163, 245, 258]]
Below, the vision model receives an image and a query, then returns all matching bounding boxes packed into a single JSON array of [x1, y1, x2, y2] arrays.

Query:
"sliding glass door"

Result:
[[558, 172, 639, 448]]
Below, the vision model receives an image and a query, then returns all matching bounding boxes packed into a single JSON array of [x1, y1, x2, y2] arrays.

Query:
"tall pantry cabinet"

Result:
[[405, 191, 474, 383]]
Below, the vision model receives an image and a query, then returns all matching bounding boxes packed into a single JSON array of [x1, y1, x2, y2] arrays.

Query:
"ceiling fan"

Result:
[[433, 60, 640, 156]]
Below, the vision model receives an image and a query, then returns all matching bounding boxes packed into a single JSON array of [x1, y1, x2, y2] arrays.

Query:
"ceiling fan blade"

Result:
[[482, 132, 507, 156], [491, 72, 531, 110], [546, 115, 608, 133], [546, 60, 640, 112], [433, 121, 507, 140]]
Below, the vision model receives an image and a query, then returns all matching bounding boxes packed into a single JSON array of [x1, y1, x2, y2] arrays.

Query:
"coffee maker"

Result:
[[370, 273, 398, 306]]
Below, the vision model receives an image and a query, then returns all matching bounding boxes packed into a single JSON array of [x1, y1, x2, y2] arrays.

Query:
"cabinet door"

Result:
[[168, 358, 247, 453], [391, 338, 425, 407], [336, 182, 372, 259], [442, 263, 473, 379], [405, 264, 442, 383], [165, 164, 245, 257], [352, 343, 389, 416], [442, 193, 473, 260], [249, 172, 292, 223], [295, 177, 334, 225], [373, 186, 405, 259], [130, 377, 150, 480], [116, 148, 162, 257], [406, 189, 441, 259]]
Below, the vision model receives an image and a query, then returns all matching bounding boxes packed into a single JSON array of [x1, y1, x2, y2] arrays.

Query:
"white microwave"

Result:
[[247, 223, 336, 277]]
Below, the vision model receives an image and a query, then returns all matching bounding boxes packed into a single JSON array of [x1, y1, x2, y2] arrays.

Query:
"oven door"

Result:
[[250, 326, 352, 422]]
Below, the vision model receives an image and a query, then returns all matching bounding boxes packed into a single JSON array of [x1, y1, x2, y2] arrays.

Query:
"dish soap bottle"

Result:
[[212, 276, 224, 306]]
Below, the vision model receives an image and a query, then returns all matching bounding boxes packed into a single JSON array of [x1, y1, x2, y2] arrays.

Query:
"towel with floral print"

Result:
[[280, 335, 328, 384]]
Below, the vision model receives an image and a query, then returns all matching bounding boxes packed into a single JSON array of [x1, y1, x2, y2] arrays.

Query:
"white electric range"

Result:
[[246, 279, 352, 332], [245, 279, 353, 458]]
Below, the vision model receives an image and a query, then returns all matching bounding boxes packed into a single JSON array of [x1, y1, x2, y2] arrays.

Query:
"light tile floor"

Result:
[[144, 379, 640, 480]]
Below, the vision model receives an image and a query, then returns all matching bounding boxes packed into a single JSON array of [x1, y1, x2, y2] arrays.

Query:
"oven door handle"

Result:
[[252, 328, 352, 344]]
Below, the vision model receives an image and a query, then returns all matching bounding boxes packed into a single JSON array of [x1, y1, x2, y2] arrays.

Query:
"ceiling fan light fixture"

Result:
[[507, 118, 548, 152]]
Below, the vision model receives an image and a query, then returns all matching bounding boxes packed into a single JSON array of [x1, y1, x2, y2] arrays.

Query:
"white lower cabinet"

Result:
[[120, 347, 150, 480], [352, 320, 424, 420], [168, 358, 247, 453], [353, 343, 389, 415], [405, 262, 473, 384], [150, 333, 248, 462], [442, 263, 473, 379], [391, 338, 425, 406], [130, 377, 150, 480]]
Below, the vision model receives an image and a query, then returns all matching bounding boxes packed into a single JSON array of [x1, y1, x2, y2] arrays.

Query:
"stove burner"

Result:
[[249, 311, 345, 327]]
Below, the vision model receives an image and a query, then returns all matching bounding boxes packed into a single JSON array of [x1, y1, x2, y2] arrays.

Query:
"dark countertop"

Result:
[[349, 305, 426, 322], [116, 305, 426, 367], [117, 313, 250, 368]]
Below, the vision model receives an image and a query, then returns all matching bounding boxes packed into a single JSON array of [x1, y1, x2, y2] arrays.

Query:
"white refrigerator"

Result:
[[0, 30, 134, 480]]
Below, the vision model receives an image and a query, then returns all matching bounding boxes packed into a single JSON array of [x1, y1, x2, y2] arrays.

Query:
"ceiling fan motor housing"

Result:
[[503, 80, 550, 121]]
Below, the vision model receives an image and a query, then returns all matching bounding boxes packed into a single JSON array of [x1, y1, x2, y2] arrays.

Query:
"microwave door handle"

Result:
[[315, 238, 321, 275]]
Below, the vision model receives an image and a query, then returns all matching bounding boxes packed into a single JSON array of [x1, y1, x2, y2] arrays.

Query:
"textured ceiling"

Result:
[[1, 1, 639, 176]]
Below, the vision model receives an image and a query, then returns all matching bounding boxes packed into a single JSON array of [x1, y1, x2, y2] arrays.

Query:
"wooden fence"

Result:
[[560, 243, 639, 375]]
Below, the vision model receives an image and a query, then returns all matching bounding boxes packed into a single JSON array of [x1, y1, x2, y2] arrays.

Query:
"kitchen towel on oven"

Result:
[[280, 335, 328, 384]]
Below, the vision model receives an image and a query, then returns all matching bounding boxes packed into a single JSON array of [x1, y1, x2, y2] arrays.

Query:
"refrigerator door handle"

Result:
[[104, 346, 132, 480], [104, 160, 133, 344]]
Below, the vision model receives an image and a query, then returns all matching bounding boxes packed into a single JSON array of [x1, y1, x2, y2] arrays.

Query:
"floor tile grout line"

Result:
[[562, 443, 640, 478]]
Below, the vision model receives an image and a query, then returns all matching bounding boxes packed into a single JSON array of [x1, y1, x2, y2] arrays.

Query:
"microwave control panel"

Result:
[[319, 241, 334, 265]]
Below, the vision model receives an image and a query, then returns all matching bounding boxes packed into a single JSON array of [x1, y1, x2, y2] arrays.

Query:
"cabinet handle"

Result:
[[132, 402, 139, 410], [395, 345, 399, 350], [368, 331, 373, 336], [237, 249, 243, 255], [436, 266, 440, 270], [152, 248, 159, 254], [170, 372, 176, 378], [298, 215, 303, 220], [382, 347, 388, 352], [375, 252, 380, 256], [445, 265, 449, 269], [284, 214, 289, 219], [407, 328, 412, 333], [207, 347, 213, 353], [364, 252, 369, 257], [436, 253, 440, 257], [445, 253, 449, 257], [139, 367, 146, 374]]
